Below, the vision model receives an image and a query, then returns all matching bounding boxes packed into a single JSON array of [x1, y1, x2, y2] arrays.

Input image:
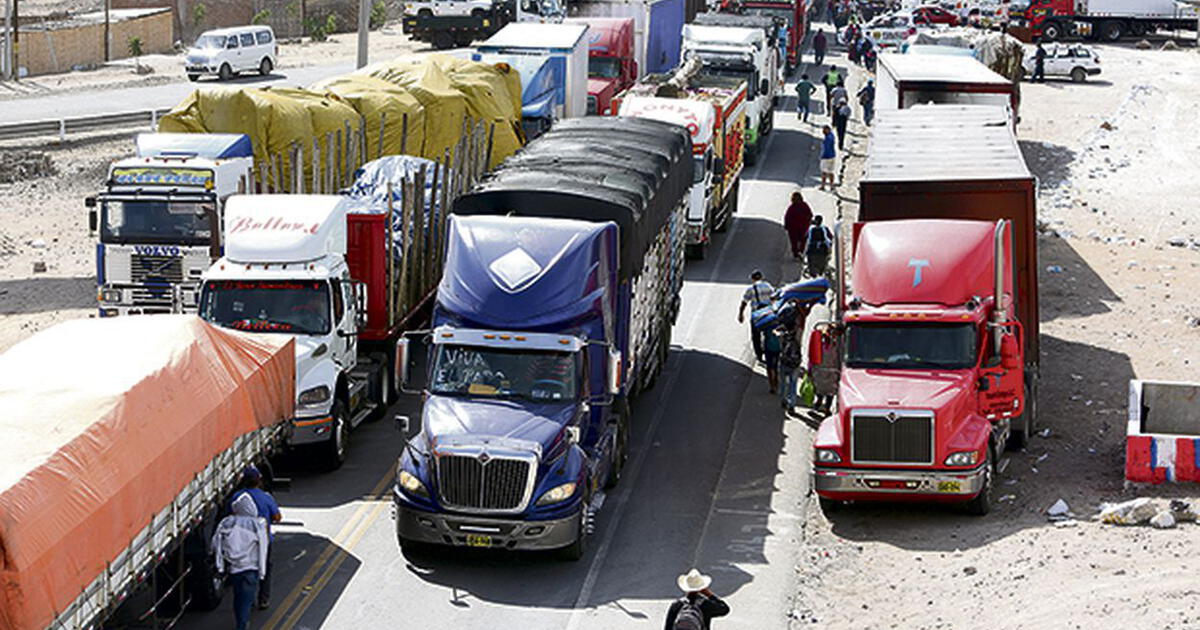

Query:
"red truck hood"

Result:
[[840, 367, 976, 418], [588, 78, 617, 107]]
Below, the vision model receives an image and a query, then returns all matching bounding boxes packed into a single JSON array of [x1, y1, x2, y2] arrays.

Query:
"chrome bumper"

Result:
[[685, 220, 706, 245], [394, 494, 581, 551], [813, 464, 988, 496]]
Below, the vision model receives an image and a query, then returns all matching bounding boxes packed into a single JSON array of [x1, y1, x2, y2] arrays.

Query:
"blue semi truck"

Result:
[[392, 117, 691, 560]]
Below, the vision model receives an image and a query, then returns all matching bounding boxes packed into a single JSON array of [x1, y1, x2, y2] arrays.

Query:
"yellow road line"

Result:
[[260, 471, 394, 630], [275, 499, 390, 630]]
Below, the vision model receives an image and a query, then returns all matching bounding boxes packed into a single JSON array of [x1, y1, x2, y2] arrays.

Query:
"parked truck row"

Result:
[[1010, 0, 1200, 42]]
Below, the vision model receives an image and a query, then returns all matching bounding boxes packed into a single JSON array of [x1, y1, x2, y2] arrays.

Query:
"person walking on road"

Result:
[[795, 74, 816, 122], [738, 270, 775, 363], [819, 125, 837, 191], [822, 67, 840, 113], [784, 191, 813, 259], [813, 29, 827, 66], [857, 78, 876, 126], [1032, 42, 1047, 83], [778, 304, 811, 411], [805, 215, 834, 278], [231, 466, 281, 609], [214, 493, 268, 630], [665, 569, 731, 630], [833, 97, 851, 151]]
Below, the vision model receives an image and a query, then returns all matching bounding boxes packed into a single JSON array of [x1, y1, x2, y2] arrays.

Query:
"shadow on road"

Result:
[[0, 276, 94, 314], [683, 217, 794, 287], [1019, 139, 1076, 189], [1038, 234, 1121, 322]]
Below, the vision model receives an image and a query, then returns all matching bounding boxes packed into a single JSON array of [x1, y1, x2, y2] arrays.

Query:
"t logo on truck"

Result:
[[908, 258, 930, 287]]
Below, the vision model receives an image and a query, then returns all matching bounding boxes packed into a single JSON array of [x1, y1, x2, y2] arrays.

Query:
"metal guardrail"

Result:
[[0, 109, 170, 142]]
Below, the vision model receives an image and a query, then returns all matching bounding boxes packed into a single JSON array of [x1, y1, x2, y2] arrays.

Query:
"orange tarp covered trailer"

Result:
[[0, 315, 294, 630]]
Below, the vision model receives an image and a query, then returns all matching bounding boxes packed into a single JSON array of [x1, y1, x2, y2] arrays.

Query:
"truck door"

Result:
[[978, 323, 1024, 420], [331, 278, 357, 364]]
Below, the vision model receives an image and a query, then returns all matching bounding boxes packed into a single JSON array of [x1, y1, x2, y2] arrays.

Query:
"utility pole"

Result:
[[103, 0, 110, 62], [356, 0, 368, 68], [2, 0, 12, 80]]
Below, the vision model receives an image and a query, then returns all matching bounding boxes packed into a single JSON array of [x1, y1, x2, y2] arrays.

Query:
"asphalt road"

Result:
[[0, 62, 375, 124], [171, 93, 834, 630]]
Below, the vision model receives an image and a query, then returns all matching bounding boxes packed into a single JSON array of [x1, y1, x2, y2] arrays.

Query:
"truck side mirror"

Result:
[[808, 329, 824, 366], [88, 208, 98, 234], [760, 79, 770, 96], [712, 157, 725, 176], [607, 349, 622, 395], [399, 331, 430, 394], [1000, 333, 1020, 370], [566, 426, 581, 445]]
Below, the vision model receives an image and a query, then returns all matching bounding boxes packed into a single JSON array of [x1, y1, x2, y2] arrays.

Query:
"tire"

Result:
[[964, 447, 994, 516], [685, 242, 707, 260], [259, 57, 273, 76], [218, 63, 233, 81], [187, 73, 200, 82], [1070, 67, 1087, 83], [454, 33, 474, 47], [1041, 21, 1063, 41], [418, 8, 433, 16], [604, 400, 630, 490], [1130, 21, 1147, 37], [432, 31, 455, 50], [762, 110, 774, 136], [1101, 20, 1123, 42], [729, 180, 740, 214], [322, 400, 349, 471], [818, 496, 840, 515], [556, 511, 588, 561], [744, 141, 759, 166], [471, 8, 487, 17]]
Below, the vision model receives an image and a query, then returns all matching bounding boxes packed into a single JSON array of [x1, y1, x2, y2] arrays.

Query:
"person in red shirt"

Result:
[[783, 191, 813, 259]]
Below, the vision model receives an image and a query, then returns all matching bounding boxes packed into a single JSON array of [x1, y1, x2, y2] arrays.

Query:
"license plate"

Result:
[[465, 534, 492, 548], [937, 481, 962, 493]]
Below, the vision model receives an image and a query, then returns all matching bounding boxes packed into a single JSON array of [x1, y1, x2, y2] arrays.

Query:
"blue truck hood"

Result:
[[437, 214, 615, 331], [424, 394, 576, 454]]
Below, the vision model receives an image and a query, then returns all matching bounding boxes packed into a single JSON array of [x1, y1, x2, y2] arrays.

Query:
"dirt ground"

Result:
[[0, 22, 425, 98], [791, 39, 1200, 630]]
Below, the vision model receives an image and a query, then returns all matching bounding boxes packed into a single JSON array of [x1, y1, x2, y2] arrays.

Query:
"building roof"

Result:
[[863, 105, 1031, 183], [879, 52, 1011, 85]]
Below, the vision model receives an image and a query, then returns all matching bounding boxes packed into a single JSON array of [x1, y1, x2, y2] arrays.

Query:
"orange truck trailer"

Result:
[[613, 59, 747, 259], [0, 316, 294, 630]]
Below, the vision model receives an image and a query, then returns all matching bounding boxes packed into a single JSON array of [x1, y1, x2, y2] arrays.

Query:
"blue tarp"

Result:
[[751, 278, 830, 331], [474, 53, 564, 122], [135, 133, 253, 159], [345, 155, 447, 260]]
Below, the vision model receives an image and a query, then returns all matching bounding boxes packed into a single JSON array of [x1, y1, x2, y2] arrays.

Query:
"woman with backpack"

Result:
[[665, 569, 731, 630], [804, 215, 834, 278]]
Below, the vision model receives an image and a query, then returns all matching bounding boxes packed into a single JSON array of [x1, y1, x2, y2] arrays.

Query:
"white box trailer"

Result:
[[876, 52, 1017, 123], [476, 22, 590, 119]]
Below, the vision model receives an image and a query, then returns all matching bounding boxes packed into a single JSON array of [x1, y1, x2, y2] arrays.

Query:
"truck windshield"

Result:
[[101, 199, 214, 246], [589, 56, 621, 79], [199, 280, 331, 335], [431, 344, 579, 402], [693, 155, 706, 183], [845, 323, 977, 370]]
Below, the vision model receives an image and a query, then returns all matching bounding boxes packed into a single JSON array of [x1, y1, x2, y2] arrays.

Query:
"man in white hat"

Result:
[[664, 568, 730, 629]]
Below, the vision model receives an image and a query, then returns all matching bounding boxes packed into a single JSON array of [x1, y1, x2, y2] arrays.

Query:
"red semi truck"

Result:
[[1011, 0, 1199, 42], [727, 0, 810, 71], [812, 105, 1038, 516], [569, 17, 639, 115]]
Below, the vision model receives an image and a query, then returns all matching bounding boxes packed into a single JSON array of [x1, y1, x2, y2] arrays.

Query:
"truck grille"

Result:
[[852, 412, 933, 464], [437, 454, 531, 512], [130, 255, 184, 284]]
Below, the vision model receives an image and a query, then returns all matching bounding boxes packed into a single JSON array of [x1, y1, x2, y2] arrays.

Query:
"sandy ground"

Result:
[[0, 23, 426, 99], [790, 33, 1200, 630]]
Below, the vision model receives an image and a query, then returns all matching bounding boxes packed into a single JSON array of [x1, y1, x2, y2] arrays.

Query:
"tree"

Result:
[[127, 36, 145, 72]]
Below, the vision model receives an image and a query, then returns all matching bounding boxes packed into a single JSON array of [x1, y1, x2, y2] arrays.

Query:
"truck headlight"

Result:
[[944, 451, 979, 467], [298, 385, 331, 406], [815, 448, 842, 463], [99, 289, 122, 303], [398, 469, 429, 498], [536, 482, 577, 506]]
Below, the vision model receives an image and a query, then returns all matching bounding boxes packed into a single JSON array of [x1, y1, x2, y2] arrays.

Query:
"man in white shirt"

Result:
[[737, 270, 775, 362], [214, 492, 269, 630]]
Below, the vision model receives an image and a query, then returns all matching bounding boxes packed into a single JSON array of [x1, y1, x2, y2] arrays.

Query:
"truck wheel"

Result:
[[605, 400, 630, 489], [418, 8, 433, 16], [471, 8, 487, 17], [762, 110, 775, 136], [187, 73, 200, 82], [818, 496, 841, 516], [556, 511, 588, 561], [322, 400, 349, 471], [685, 242, 707, 260], [432, 31, 455, 50], [964, 448, 994, 516], [1101, 20, 1123, 41], [218, 63, 233, 81], [1041, 21, 1063, 41], [1130, 21, 1147, 37], [1070, 67, 1087, 83], [454, 33, 474, 47]]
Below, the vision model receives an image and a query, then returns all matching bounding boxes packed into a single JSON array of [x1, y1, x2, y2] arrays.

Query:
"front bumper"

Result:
[[288, 414, 334, 446], [813, 464, 987, 501], [685, 220, 707, 245], [394, 494, 581, 551]]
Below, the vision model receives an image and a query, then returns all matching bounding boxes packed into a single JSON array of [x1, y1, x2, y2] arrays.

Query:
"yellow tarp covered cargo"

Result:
[[158, 87, 361, 188], [309, 74, 428, 161], [358, 54, 523, 167]]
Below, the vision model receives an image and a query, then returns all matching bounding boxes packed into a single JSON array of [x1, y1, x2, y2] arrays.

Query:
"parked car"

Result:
[[185, 26, 277, 81], [911, 5, 959, 25], [1023, 43, 1102, 82], [849, 12, 922, 50]]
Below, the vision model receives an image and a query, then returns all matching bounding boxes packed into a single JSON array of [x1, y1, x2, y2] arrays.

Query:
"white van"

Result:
[[184, 26, 278, 82]]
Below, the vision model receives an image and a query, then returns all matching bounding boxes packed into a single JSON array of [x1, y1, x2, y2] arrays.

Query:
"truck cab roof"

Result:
[[852, 219, 1012, 310], [879, 52, 1011, 85], [135, 133, 253, 159], [683, 24, 765, 48], [479, 22, 588, 51], [567, 17, 633, 57], [223, 195, 348, 265]]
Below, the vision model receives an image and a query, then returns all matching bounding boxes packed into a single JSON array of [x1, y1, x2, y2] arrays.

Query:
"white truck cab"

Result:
[[199, 195, 372, 469], [682, 24, 775, 163]]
